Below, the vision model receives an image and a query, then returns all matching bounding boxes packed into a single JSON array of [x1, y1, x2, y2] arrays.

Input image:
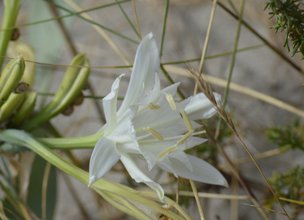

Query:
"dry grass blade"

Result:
[[164, 65, 304, 118], [189, 180, 205, 220], [190, 70, 291, 219], [174, 191, 249, 200], [64, 0, 130, 65]]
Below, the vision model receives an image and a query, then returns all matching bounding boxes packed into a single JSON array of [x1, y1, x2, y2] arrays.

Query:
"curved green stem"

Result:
[[0, 0, 21, 69], [0, 129, 191, 219], [39, 133, 98, 149]]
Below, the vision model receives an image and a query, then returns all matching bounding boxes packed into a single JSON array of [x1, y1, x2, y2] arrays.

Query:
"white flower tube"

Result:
[[89, 33, 227, 201]]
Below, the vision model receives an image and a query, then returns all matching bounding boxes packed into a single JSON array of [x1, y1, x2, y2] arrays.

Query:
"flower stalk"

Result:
[[0, 0, 21, 69], [0, 129, 191, 220]]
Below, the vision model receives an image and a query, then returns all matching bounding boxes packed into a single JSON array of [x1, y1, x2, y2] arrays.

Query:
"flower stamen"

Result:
[[180, 110, 193, 131], [176, 131, 193, 145], [148, 103, 160, 110], [143, 127, 164, 141], [165, 94, 176, 111], [175, 111, 194, 145], [158, 145, 178, 159]]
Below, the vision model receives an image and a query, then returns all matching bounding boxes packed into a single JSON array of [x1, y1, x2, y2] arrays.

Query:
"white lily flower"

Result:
[[89, 33, 227, 200]]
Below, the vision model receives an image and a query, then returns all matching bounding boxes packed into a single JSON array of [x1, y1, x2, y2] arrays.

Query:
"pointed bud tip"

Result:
[[223, 179, 229, 188], [218, 177, 229, 188], [88, 175, 96, 187], [147, 32, 153, 40]]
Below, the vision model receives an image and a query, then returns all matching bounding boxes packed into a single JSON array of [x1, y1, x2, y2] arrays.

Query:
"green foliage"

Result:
[[265, 0, 304, 57], [0, 155, 58, 220], [267, 167, 304, 219], [27, 155, 57, 220], [266, 121, 304, 151], [2, 198, 23, 220], [269, 167, 304, 200], [0, 158, 28, 219]]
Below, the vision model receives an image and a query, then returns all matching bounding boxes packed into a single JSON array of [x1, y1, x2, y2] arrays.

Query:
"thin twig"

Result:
[[173, 191, 249, 200], [115, 0, 141, 39], [48, 1, 105, 124], [164, 65, 304, 118], [52, 1, 138, 44], [230, 169, 239, 220], [198, 0, 217, 75], [131, 0, 141, 38], [217, 1, 304, 76], [64, 0, 131, 65], [215, 0, 245, 139], [160, 0, 170, 58], [194, 0, 218, 94], [221, 0, 245, 108], [189, 180, 205, 220], [195, 70, 290, 219], [13, 1, 131, 29]]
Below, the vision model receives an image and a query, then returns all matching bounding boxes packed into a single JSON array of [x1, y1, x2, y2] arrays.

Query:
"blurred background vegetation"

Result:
[[0, 0, 303, 219]]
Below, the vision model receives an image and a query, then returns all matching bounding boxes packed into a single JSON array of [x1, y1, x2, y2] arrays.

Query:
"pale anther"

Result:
[[144, 127, 164, 141], [148, 103, 160, 110], [180, 110, 193, 132], [176, 131, 192, 145], [166, 94, 177, 111], [158, 146, 178, 159]]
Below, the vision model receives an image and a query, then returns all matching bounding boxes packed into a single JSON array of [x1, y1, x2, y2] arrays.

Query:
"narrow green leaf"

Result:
[[2, 198, 23, 220], [27, 155, 57, 220]]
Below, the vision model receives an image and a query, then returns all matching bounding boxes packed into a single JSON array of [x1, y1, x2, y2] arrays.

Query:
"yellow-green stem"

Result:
[[0, 0, 21, 69]]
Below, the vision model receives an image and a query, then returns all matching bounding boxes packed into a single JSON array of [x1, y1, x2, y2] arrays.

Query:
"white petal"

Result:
[[159, 154, 228, 187], [114, 119, 141, 154], [102, 74, 124, 130], [139, 139, 179, 170], [89, 137, 120, 186], [120, 153, 164, 201], [178, 136, 207, 151], [169, 151, 192, 171], [118, 33, 159, 115], [137, 73, 161, 105], [182, 93, 221, 120], [161, 82, 180, 97], [158, 157, 175, 175], [134, 101, 188, 137], [139, 136, 205, 170]]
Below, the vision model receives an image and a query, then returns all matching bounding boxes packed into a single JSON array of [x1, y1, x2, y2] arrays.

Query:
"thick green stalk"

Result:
[[0, 0, 21, 69], [0, 129, 191, 220], [39, 134, 98, 149]]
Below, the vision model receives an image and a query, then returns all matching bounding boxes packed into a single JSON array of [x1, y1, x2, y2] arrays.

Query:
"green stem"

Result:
[[222, 0, 245, 108], [162, 44, 263, 65], [40, 134, 98, 149], [217, 1, 304, 76], [115, 0, 141, 39], [0, 0, 21, 69], [160, 0, 170, 58], [19, 0, 131, 28], [215, 0, 245, 140], [52, 2, 138, 44], [0, 129, 190, 220], [160, 64, 185, 99]]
